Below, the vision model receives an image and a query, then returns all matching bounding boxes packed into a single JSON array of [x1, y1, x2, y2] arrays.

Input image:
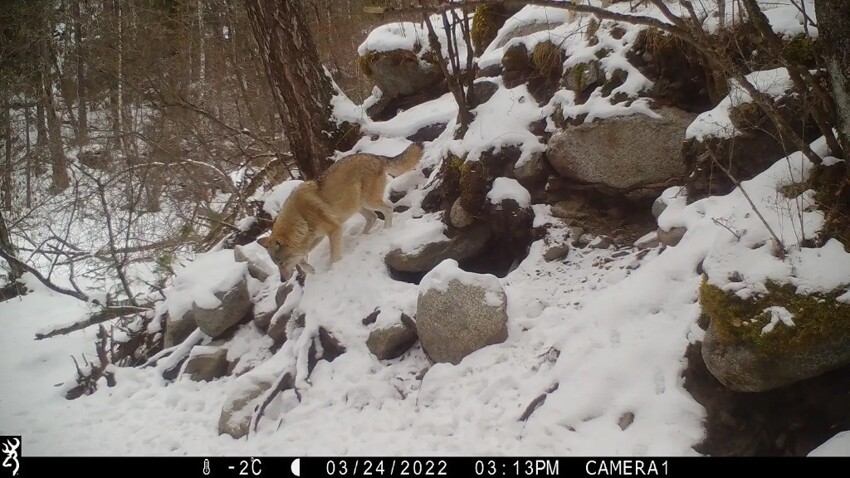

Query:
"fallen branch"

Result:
[[35, 305, 149, 340]]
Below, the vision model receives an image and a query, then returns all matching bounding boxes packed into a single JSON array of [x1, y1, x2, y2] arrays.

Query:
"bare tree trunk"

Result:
[[73, 0, 88, 144], [2, 99, 12, 210], [36, 99, 47, 149], [244, 0, 351, 179], [41, 17, 69, 192], [23, 106, 32, 208], [815, 0, 850, 157], [0, 209, 25, 297]]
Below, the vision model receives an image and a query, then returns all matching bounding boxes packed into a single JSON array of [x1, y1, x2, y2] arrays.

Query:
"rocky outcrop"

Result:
[[366, 314, 418, 360], [547, 107, 695, 191], [416, 260, 508, 364]]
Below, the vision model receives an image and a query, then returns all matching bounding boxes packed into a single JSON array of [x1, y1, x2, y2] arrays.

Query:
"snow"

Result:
[[456, 81, 546, 164], [164, 250, 247, 321], [260, 180, 303, 218], [810, 430, 850, 456], [357, 22, 427, 56], [760, 306, 795, 334], [686, 68, 794, 141], [763, 0, 818, 38], [420, 259, 503, 295], [487, 177, 531, 208], [661, 137, 850, 300], [357, 12, 471, 72]]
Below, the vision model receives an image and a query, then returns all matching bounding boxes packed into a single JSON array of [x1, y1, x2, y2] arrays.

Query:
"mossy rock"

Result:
[[562, 60, 604, 103], [700, 279, 850, 391], [531, 41, 565, 79], [471, 5, 508, 56]]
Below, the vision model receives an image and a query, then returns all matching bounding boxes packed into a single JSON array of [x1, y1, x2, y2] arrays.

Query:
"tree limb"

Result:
[[0, 246, 91, 302], [35, 305, 149, 340]]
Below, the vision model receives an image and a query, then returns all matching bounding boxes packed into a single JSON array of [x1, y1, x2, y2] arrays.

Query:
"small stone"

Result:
[[657, 226, 687, 247], [543, 243, 570, 262]]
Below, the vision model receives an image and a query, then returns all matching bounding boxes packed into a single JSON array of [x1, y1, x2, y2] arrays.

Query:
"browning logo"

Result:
[[1, 437, 20, 477]]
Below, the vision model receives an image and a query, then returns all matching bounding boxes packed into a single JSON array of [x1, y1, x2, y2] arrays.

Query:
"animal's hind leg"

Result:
[[360, 208, 378, 234], [328, 224, 344, 263], [363, 175, 394, 229]]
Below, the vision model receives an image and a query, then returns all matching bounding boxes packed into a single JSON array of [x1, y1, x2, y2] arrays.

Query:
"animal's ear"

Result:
[[257, 237, 269, 248], [272, 238, 284, 250]]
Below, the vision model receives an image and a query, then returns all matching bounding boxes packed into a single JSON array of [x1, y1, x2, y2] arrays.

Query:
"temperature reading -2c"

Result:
[[238, 457, 263, 476]]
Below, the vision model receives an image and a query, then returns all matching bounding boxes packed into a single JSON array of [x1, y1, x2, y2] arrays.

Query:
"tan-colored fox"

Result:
[[258, 143, 423, 280]]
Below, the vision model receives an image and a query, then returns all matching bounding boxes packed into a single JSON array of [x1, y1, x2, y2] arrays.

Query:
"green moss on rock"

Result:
[[700, 279, 850, 356]]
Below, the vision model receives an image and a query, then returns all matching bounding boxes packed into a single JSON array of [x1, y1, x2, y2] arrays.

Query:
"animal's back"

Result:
[[317, 144, 422, 221]]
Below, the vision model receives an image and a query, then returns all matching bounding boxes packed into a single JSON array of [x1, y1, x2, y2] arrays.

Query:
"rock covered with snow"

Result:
[[366, 314, 418, 360], [385, 223, 490, 274], [233, 242, 277, 282], [415, 260, 508, 364], [163, 250, 251, 343], [547, 106, 695, 190], [190, 276, 251, 339]]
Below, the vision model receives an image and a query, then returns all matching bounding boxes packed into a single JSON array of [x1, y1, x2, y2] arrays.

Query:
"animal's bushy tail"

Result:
[[383, 143, 423, 176]]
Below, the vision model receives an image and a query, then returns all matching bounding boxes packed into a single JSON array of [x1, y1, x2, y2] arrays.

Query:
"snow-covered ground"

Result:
[[2, 0, 846, 458], [3, 139, 844, 455]]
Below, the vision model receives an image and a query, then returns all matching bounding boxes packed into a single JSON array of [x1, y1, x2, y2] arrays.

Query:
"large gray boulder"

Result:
[[385, 223, 490, 273], [193, 276, 252, 339], [416, 259, 508, 364], [547, 107, 695, 190]]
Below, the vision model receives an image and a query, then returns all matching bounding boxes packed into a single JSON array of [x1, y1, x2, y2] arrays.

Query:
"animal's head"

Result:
[[258, 236, 303, 281]]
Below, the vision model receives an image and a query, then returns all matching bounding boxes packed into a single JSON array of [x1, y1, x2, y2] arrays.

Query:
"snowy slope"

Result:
[[1, 0, 846, 458]]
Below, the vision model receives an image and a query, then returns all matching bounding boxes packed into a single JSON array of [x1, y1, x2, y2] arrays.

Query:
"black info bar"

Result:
[[14, 456, 847, 477]]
